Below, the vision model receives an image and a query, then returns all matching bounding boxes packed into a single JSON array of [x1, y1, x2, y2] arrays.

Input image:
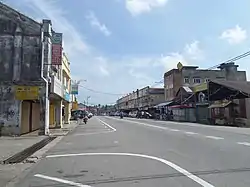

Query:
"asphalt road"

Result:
[[16, 116, 250, 187]]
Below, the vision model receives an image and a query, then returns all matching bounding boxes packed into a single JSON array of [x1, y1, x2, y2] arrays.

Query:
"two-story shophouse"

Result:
[[49, 52, 71, 128]]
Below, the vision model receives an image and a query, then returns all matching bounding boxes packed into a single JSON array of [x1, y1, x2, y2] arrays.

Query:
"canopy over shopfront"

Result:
[[154, 101, 173, 108], [208, 80, 250, 101], [208, 100, 238, 108]]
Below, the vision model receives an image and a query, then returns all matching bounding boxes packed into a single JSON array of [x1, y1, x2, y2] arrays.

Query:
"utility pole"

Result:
[[86, 96, 91, 110], [39, 20, 52, 136]]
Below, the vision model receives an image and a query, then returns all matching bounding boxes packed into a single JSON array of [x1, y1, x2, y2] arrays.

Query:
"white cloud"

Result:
[[22, 0, 203, 104], [86, 11, 111, 36], [184, 41, 204, 60], [220, 25, 247, 45], [158, 53, 188, 71], [25, 0, 90, 56], [95, 57, 110, 76], [126, 0, 168, 16]]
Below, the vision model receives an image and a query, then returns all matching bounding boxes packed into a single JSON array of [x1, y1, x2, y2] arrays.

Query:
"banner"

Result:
[[51, 44, 62, 65], [51, 32, 63, 65], [71, 84, 78, 95], [193, 83, 207, 93]]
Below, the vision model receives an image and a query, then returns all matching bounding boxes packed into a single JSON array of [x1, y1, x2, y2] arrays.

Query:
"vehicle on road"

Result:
[[83, 116, 88, 124], [120, 111, 124, 119], [88, 112, 93, 118]]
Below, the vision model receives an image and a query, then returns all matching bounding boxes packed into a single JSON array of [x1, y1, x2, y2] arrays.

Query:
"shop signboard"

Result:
[[71, 84, 78, 95], [51, 32, 63, 65], [193, 83, 207, 93], [15, 86, 39, 100]]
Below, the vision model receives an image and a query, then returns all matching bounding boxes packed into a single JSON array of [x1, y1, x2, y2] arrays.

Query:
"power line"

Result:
[[78, 85, 125, 96], [77, 50, 250, 97], [208, 50, 250, 70]]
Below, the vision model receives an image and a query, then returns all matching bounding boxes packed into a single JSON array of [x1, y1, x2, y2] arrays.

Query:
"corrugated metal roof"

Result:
[[210, 80, 250, 95], [154, 101, 173, 108], [182, 86, 193, 93], [208, 101, 238, 108]]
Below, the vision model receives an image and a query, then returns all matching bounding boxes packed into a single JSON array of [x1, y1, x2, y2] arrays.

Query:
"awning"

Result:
[[170, 105, 194, 109], [154, 101, 173, 108], [208, 101, 237, 109]]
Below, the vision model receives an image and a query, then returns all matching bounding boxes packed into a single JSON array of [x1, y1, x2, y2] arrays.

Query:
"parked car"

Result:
[[136, 111, 153, 119], [129, 111, 137, 118]]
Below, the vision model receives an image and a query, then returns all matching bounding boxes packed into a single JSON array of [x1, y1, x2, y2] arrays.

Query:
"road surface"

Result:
[[17, 116, 250, 187]]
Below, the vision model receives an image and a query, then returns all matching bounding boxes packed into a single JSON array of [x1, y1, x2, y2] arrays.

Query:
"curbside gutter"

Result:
[[3, 121, 79, 187]]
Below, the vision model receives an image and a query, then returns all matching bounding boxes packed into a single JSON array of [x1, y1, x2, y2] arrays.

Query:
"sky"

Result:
[[2, 0, 250, 105]]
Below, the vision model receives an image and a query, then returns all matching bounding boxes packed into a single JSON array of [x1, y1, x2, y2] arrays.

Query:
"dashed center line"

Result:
[[237, 142, 250, 146], [184, 131, 198, 135], [205, 136, 224, 140], [169, 129, 180, 132]]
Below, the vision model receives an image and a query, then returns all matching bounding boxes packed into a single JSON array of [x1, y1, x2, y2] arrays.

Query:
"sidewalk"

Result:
[[49, 120, 78, 136], [0, 121, 78, 187]]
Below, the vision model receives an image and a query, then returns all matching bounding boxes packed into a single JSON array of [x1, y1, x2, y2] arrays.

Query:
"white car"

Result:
[[88, 112, 93, 118]]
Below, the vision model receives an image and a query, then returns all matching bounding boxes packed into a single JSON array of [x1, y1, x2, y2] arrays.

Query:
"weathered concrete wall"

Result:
[[0, 12, 42, 81], [0, 84, 21, 135], [0, 3, 45, 135]]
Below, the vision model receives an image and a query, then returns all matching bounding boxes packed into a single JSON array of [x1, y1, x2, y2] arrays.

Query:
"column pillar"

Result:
[[39, 85, 50, 135], [55, 100, 62, 128], [64, 102, 70, 124]]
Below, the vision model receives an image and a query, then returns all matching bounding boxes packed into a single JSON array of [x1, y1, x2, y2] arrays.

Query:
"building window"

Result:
[[205, 78, 210, 83], [193, 78, 201, 84], [184, 77, 190, 84]]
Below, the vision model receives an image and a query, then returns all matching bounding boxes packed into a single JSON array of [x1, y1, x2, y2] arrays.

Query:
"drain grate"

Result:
[[2, 136, 56, 164]]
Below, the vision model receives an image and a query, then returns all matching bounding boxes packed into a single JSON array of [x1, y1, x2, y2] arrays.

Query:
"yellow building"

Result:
[[49, 52, 72, 128], [62, 52, 71, 124]]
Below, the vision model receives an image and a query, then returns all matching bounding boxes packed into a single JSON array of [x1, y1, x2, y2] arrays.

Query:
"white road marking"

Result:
[[34, 174, 91, 187], [169, 129, 180, 132], [97, 118, 117, 132], [46, 152, 214, 187], [73, 118, 116, 136], [237, 142, 250, 146], [184, 131, 198, 135], [204, 136, 224, 140], [111, 117, 169, 131]]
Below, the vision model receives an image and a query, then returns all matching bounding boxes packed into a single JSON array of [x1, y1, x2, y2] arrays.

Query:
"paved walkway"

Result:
[[0, 136, 46, 162], [0, 121, 78, 187]]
